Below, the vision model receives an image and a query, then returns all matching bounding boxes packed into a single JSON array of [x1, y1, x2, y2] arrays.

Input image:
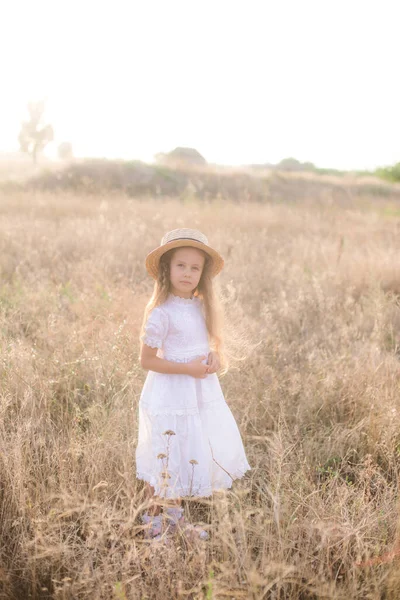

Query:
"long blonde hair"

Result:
[[139, 246, 228, 373]]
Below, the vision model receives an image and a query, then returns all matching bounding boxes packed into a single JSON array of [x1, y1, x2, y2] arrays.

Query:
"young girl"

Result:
[[135, 228, 251, 542]]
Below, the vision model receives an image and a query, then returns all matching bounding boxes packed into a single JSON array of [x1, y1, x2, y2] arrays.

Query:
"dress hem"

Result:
[[136, 465, 252, 499]]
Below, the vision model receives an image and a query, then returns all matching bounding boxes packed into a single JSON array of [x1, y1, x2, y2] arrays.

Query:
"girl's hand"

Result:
[[186, 356, 209, 379], [206, 351, 220, 374]]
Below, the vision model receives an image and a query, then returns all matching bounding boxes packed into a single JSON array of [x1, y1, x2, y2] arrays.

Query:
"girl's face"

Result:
[[169, 247, 206, 298]]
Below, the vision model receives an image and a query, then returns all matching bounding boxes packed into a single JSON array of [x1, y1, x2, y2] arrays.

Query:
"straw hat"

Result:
[[145, 228, 224, 280]]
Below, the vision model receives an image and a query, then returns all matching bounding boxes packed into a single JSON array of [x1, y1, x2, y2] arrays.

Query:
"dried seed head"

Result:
[[161, 471, 171, 479], [163, 430, 176, 436], [189, 459, 198, 465], [157, 453, 167, 460]]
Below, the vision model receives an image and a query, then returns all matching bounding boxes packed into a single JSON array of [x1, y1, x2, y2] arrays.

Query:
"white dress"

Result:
[[135, 292, 251, 499]]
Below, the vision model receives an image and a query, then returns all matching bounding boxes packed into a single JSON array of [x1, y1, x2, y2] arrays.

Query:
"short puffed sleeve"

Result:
[[140, 307, 169, 349]]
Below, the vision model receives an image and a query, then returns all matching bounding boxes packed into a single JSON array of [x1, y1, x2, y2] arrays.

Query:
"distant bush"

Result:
[[277, 157, 313, 171], [156, 147, 207, 167], [277, 158, 352, 177], [375, 162, 400, 183]]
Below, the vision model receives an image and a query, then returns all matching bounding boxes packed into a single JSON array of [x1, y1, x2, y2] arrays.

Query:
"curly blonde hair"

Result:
[[139, 246, 228, 373]]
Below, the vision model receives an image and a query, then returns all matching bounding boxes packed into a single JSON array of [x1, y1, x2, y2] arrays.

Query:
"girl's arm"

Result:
[[140, 344, 208, 377], [141, 353, 189, 375]]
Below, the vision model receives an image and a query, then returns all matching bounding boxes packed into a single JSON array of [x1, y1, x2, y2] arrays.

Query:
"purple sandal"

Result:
[[141, 512, 163, 539], [164, 506, 209, 540]]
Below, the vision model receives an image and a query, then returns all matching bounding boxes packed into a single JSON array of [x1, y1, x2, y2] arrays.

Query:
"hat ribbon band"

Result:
[[165, 237, 206, 245]]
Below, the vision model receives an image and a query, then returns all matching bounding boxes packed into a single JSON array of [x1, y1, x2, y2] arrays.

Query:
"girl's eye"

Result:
[[178, 264, 198, 270]]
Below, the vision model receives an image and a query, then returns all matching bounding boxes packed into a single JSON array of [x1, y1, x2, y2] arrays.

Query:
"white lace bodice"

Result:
[[141, 293, 210, 361]]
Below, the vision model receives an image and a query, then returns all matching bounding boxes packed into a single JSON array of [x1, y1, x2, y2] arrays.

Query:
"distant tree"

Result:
[[277, 157, 316, 172], [58, 142, 73, 160], [277, 157, 302, 171], [18, 101, 54, 163], [170, 147, 207, 165], [158, 147, 207, 167]]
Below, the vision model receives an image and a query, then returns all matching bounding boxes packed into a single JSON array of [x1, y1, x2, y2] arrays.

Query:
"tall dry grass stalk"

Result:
[[0, 189, 399, 598]]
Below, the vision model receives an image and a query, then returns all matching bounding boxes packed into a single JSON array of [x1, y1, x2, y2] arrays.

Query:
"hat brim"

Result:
[[145, 239, 224, 280]]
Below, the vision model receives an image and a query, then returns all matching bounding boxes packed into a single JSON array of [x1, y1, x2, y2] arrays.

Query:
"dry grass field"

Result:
[[0, 186, 400, 599]]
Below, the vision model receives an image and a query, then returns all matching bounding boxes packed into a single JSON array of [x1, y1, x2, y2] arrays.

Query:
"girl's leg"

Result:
[[143, 481, 183, 511], [164, 496, 182, 508], [144, 482, 162, 516], [141, 483, 184, 541], [143, 484, 207, 540]]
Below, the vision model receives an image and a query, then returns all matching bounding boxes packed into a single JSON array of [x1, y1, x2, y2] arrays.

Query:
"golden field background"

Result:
[[0, 183, 400, 599]]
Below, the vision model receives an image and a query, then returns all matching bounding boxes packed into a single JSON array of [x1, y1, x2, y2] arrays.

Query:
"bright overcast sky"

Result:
[[1, 0, 399, 170]]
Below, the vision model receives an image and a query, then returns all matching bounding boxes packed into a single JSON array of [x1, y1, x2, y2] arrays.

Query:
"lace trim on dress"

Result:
[[140, 335, 161, 349], [141, 306, 168, 349], [140, 403, 200, 416], [168, 293, 199, 305]]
